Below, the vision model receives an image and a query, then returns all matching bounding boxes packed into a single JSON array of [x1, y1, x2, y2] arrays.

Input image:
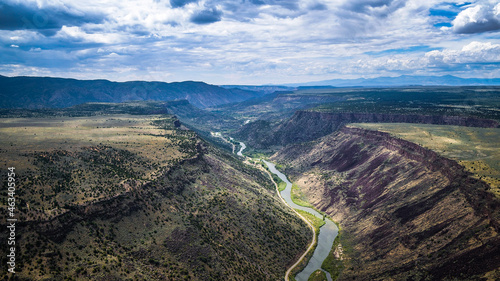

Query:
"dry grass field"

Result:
[[0, 114, 196, 218], [0, 114, 186, 168]]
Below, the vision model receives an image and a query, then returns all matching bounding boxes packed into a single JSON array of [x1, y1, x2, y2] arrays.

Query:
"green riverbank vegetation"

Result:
[[291, 183, 314, 208], [308, 269, 328, 281], [321, 234, 344, 280], [295, 209, 325, 232]]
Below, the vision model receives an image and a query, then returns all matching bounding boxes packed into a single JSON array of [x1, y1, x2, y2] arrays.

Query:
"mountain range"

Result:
[[3, 75, 500, 111], [0, 75, 263, 109], [283, 75, 500, 87]]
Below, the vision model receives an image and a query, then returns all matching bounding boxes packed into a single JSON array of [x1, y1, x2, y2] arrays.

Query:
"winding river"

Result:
[[237, 142, 246, 156], [237, 141, 339, 281]]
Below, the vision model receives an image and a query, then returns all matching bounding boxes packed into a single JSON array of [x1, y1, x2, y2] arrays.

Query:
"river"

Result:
[[262, 160, 338, 281], [237, 142, 246, 156], [237, 141, 339, 281]]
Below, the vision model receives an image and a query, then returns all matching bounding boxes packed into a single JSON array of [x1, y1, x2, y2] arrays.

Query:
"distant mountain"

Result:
[[284, 75, 500, 87], [0, 75, 263, 109], [220, 85, 294, 94]]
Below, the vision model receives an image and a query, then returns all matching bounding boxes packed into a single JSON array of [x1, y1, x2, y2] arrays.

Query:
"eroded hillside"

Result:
[[271, 127, 500, 280]]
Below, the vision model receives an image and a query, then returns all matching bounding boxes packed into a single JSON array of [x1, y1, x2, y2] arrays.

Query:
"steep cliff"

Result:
[[271, 127, 500, 280]]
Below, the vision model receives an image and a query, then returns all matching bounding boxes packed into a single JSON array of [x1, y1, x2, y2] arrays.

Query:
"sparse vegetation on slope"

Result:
[[0, 112, 310, 280]]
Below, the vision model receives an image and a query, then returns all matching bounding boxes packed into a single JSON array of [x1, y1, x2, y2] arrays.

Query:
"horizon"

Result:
[[3, 73, 500, 87], [1, 1, 500, 85]]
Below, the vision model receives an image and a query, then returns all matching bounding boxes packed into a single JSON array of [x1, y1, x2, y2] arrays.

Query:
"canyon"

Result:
[[236, 110, 500, 149], [271, 127, 500, 280]]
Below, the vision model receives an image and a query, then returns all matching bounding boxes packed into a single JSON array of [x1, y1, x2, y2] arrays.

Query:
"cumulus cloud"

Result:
[[452, 1, 500, 33], [425, 41, 500, 64], [55, 26, 124, 44]]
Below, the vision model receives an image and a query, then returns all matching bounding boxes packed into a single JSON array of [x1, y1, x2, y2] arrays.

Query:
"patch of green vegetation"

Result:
[[259, 161, 286, 191], [245, 150, 270, 159], [295, 209, 325, 232], [308, 269, 328, 281], [278, 181, 287, 192], [321, 235, 344, 280], [291, 183, 314, 208]]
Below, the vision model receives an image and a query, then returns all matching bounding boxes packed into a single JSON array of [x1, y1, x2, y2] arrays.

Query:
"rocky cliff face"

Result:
[[272, 127, 500, 280], [237, 110, 500, 149]]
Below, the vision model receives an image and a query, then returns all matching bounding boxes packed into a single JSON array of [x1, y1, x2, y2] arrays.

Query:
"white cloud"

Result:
[[55, 25, 123, 44], [452, 1, 500, 33], [1, 0, 500, 84], [425, 41, 500, 64]]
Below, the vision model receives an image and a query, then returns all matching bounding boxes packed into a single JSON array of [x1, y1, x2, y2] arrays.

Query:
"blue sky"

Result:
[[1, 0, 500, 85]]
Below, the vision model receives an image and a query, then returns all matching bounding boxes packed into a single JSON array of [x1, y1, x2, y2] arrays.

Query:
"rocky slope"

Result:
[[236, 110, 500, 149], [271, 127, 500, 280], [0, 75, 263, 109]]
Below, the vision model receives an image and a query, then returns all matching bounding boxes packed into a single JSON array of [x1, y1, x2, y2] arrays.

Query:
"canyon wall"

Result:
[[272, 127, 500, 280], [237, 111, 500, 149]]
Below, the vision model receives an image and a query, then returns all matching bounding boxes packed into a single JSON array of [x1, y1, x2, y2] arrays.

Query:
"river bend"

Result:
[[262, 160, 338, 281]]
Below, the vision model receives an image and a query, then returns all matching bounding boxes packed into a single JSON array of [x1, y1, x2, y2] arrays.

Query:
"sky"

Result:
[[1, 0, 500, 85]]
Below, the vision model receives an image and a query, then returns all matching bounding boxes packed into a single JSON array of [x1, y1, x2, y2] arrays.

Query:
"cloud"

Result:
[[0, 1, 104, 36], [425, 41, 500, 63], [1, 0, 500, 84], [267, 0, 300, 11], [452, 1, 500, 34], [170, 0, 198, 8], [342, 0, 406, 17], [190, 7, 223, 24], [55, 26, 124, 44], [308, 2, 328, 11]]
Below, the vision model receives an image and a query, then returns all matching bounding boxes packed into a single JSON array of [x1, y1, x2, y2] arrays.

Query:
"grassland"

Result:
[[349, 123, 500, 196], [0, 115, 196, 218], [0, 114, 189, 169], [278, 181, 287, 192]]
